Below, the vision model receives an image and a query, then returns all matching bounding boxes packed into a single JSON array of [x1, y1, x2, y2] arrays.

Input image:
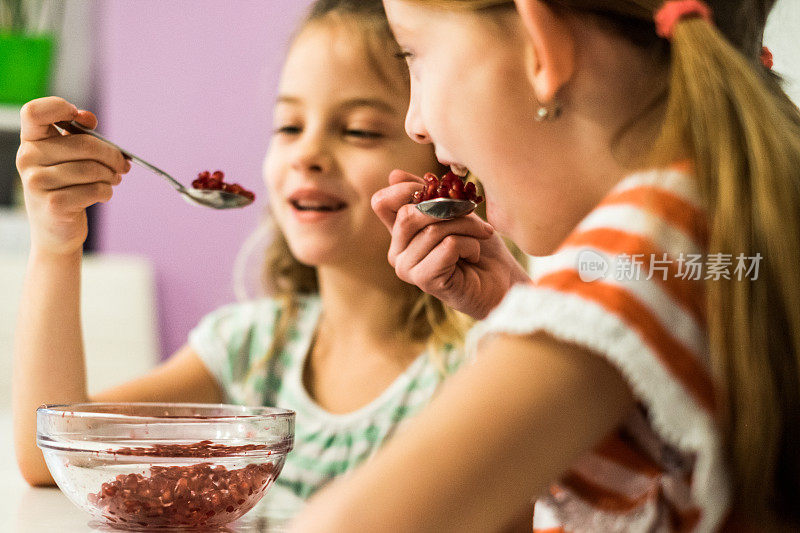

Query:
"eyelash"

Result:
[[274, 126, 382, 139], [275, 126, 301, 135], [394, 51, 413, 61], [345, 129, 382, 139]]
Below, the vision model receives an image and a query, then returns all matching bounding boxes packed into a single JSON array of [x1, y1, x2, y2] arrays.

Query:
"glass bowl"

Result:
[[37, 402, 295, 530]]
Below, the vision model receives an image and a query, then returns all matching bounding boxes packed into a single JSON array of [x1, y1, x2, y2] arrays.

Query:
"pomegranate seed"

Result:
[[86, 441, 276, 529], [191, 169, 255, 201], [411, 171, 483, 206]]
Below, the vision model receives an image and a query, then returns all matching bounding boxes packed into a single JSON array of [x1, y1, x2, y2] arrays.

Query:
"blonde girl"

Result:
[[289, 0, 800, 531], [13, 0, 482, 522]]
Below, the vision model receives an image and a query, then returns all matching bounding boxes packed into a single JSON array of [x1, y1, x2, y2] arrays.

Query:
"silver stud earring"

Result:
[[534, 99, 562, 122]]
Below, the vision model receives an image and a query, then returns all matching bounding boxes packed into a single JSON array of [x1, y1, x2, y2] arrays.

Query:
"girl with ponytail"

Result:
[[289, 0, 800, 531]]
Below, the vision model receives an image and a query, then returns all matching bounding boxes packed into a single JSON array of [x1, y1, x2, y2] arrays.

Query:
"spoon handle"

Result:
[[53, 121, 186, 193]]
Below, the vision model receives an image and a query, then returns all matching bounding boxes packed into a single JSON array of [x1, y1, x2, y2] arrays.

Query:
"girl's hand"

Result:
[[16, 97, 130, 256], [372, 170, 531, 319]]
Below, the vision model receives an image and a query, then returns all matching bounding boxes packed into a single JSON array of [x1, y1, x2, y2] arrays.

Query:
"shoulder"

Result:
[[188, 295, 321, 403], [436, 342, 471, 375], [188, 295, 321, 353], [194, 294, 321, 331], [480, 164, 712, 403], [528, 166, 708, 363], [467, 168, 729, 530], [562, 166, 706, 260]]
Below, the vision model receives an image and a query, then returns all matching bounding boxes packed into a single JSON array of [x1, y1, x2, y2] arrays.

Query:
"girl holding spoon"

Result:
[[289, 0, 800, 531]]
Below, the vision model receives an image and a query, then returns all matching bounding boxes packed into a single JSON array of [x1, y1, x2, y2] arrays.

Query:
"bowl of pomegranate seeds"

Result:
[[37, 403, 294, 531]]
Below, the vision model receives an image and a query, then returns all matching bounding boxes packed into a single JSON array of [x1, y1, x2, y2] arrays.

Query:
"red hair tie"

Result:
[[760, 46, 773, 69], [655, 0, 713, 40]]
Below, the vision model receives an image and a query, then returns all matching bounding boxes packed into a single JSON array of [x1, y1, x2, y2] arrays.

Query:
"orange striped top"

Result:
[[468, 167, 730, 532]]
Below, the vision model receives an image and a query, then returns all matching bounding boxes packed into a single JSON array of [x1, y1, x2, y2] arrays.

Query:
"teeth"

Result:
[[291, 200, 342, 212], [450, 164, 469, 177]]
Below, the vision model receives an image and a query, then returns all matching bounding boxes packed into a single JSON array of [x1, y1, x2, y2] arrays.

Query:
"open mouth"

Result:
[[289, 199, 346, 212], [288, 188, 348, 213]]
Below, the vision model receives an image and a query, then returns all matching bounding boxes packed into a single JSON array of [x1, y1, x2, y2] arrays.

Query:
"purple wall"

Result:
[[94, 1, 313, 358]]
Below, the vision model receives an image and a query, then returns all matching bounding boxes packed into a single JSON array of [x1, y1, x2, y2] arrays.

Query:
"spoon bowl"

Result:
[[53, 121, 254, 210], [184, 188, 254, 209], [416, 198, 477, 220]]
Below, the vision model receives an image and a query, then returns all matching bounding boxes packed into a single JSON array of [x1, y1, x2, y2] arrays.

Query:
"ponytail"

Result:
[[651, 15, 800, 526]]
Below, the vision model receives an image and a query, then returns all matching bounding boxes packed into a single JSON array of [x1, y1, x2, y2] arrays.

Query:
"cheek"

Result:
[[262, 145, 281, 191], [363, 170, 392, 197], [262, 154, 287, 221], [350, 155, 396, 197]]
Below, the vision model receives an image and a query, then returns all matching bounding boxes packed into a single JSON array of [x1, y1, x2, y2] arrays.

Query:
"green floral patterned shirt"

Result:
[[189, 295, 464, 520]]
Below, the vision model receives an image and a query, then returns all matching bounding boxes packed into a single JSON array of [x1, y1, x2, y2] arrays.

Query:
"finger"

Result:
[[55, 109, 99, 137], [372, 181, 426, 230], [393, 226, 481, 274], [74, 109, 98, 130], [395, 234, 482, 283], [388, 208, 493, 266], [21, 134, 130, 174], [20, 97, 79, 142], [45, 182, 115, 215], [388, 168, 425, 186], [22, 161, 122, 192]]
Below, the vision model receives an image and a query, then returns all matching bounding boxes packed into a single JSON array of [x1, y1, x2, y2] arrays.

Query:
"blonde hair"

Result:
[[253, 0, 473, 379], [402, 0, 800, 526]]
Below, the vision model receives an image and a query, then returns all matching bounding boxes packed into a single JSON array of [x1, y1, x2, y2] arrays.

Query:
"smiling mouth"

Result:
[[290, 199, 346, 212]]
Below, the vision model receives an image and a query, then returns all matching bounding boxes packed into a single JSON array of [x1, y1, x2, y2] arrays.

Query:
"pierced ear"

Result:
[[514, 0, 575, 103]]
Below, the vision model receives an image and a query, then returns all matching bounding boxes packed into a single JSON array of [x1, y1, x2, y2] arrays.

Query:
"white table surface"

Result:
[[0, 413, 288, 532]]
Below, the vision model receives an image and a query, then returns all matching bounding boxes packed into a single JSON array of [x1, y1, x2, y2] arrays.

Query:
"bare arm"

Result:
[[15, 336, 222, 486], [289, 333, 635, 532], [12, 97, 222, 486], [13, 248, 86, 486]]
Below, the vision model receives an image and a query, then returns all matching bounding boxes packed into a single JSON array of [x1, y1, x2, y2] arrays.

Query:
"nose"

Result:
[[405, 83, 432, 144], [292, 126, 332, 174]]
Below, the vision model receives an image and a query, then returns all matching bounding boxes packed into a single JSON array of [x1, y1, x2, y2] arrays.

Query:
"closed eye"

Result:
[[275, 125, 301, 135], [345, 129, 382, 139]]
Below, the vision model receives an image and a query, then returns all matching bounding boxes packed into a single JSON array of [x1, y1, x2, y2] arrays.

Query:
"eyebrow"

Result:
[[340, 98, 397, 114], [276, 95, 397, 115], [276, 95, 301, 106]]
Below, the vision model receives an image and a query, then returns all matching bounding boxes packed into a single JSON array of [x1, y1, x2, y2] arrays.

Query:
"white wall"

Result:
[[0, 254, 159, 409], [764, 0, 800, 105]]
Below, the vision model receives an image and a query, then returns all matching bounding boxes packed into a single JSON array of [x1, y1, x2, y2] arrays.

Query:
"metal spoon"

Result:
[[416, 198, 478, 220], [53, 120, 254, 209]]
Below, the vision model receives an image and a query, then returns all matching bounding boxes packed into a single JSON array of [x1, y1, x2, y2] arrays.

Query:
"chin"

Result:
[[285, 240, 342, 268]]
